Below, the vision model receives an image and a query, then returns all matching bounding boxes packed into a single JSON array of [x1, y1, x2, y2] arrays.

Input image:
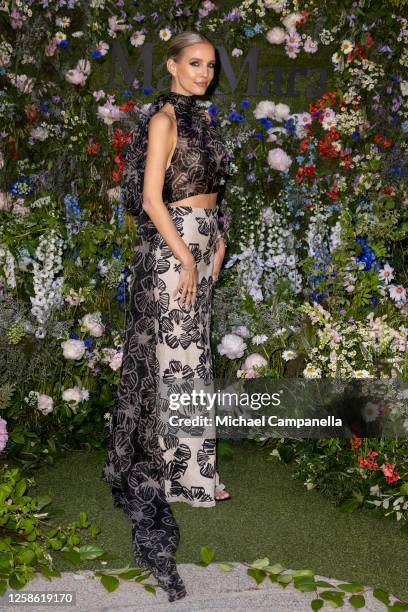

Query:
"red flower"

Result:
[[352, 437, 362, 449], [385, 471, 400, 485], [364, 32, 374, 49], [374, 133, 383, 143], [326, 186, 340, 200], [382, 138, 393, 148], [367, 450, 379, 459], [85, 142, 101, 155], [118, 100, 137, 112]]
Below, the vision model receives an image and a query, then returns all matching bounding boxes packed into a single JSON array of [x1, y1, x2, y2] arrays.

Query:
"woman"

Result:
[[101, 30, 230, 601]]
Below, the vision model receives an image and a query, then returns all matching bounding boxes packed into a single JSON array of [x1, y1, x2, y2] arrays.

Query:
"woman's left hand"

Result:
[[212, 238, 226, 283]]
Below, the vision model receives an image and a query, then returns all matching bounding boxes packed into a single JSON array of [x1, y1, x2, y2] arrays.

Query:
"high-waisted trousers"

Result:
[[101, 204, 222, 601]]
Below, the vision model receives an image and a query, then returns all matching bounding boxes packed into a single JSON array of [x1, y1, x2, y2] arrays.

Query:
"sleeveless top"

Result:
[[121, 91, 229, 238]]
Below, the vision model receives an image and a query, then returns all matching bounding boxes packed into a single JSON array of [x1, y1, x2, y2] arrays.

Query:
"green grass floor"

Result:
[[29, 440, 408, 600]]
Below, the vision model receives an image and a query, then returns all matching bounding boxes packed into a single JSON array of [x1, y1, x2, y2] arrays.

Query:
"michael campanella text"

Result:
[[168, 415, 343, 427]]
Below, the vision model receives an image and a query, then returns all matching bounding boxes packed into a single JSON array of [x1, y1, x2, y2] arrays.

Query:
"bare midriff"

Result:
[[168, 192, 218, 209]]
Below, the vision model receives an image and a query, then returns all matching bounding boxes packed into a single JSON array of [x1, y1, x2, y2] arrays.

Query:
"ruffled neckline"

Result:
[[155, 91, 197, 113]]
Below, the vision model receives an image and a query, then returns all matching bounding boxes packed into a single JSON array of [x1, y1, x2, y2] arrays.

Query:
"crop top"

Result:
[[121, 91, 229, 242]]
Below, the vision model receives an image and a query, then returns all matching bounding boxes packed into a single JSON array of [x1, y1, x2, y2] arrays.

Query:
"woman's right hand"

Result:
[[172, 258, 198, 306]]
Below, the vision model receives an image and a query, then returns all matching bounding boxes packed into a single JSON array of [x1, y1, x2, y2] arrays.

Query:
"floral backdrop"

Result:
[[1, 0, 408, 531]]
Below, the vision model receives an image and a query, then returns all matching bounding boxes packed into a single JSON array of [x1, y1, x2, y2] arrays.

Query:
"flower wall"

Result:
[[0, 0, 408, 516]]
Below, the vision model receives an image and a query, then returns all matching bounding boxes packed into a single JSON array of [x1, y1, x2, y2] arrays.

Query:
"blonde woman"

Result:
[[102, 30, 230, 601]]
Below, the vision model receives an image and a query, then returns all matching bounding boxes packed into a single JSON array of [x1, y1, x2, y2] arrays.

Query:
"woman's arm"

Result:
[[142, 111, 195, 269]]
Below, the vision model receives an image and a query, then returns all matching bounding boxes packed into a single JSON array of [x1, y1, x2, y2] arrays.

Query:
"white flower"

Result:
[[130, 31, 146, 47], [254, 100, 276, 119], [362, 401, 379, 422], [340, 40, 354, 54], [77, 59, 91, 75], [389, 285, 406, 303], [108, 16, 128, 33], [353, 370, 373, 379], [243, 353, 268, 369], [233, 325, 250, 338], [282, 350, 297, 361], [97, 103, 123, 125], [80, 312, 105, 337], [217, 333, 247, 359], [297, 112, 312, 126], [94, 41, 109, 56], [266, 27, 286, 45], [264, 0, 286, 11], [37, 394, 53, 415], [267, 148, 292, 172], [65, 68, 88, 86], [252, 334, 268, 345], [281, 12, 302, 30], [273, 102, 291, 122], [332, 52, 342, 64], [30, 127, 49, 141], [109, 350, 123, 371], [303, 364, 321, 379], [400, 80, 408, 97], [61, 339, 86, 360], [159, 28, 172, 41], [231, 48, 243, 57], [304, 37, 318, 54], [379, 264, 394, 284], [62, 386, 89, 406]]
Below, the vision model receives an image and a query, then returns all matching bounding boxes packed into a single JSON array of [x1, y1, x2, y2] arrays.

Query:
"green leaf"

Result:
[[294, 576, 317, 592], [0, 580, 7, 596], [266, 563, 284, 575], [311, 600, 324, 611], [250, 557, 270, 570], [320, 590, 344, 606], [62, 549, 81, 566], [292, 569, 315, 578], [15, 479, 27, 497], [78, 544, 104, 560], [118, 569, 144, 580], [18, 548, 35, 564], [315, 580, 335, 588], [373, 588, 389, 604], [9, 432, 25, 444], [217, 563, 234, 572], [337, 583, 364, 593], [100, 574, 119, 592], [399, 483, 408, 495], [247, 568, 266, 585], [143, 584, 156, 594], [339, 498, 362, 512], [349, 594, 365, 609], [199, 546, 215, 566], [79, 512, 90, 528], [277, 574, 292, 584], [36, 495, 52, 511]]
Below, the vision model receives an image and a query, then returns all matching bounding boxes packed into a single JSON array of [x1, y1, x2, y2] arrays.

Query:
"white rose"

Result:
[[109, 351, 123, 371], [37, 394, 53, 415], [217, 333, 247, 359], [242, 353, 268, 378], [273, 102, 291, 122], [61, 339, 86, 360], [281, 12, 302, 30], [62, 387, 82, 405], [232, 325, 250, 338], [65, 69, 89, 86], [254, 100, 276, 119], [80, 313, 105, 337], [30, 127, 49, 141], [266, 27, 286, 45], [267, 148, 292, 172]]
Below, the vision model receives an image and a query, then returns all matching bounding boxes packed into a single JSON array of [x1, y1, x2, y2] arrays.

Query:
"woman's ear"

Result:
[[167, 58, 176, 77]]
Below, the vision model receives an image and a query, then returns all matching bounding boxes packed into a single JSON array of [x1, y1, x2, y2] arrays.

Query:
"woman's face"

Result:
[[167, 42, 216, 96]]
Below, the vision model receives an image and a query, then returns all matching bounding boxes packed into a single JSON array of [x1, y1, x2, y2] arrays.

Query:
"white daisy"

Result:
[[159, 28, 172, 41]]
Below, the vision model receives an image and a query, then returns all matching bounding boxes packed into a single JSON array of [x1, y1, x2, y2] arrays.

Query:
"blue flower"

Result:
[[58, 39, 69, 48], [260, 117, 272, 129], [296, 155, 305, 163], [351, 129, 360, 141], [253, 23, 262, 33], [91, 49, 102, 59], [228, 111, 244, 122], [39, 100, 49, 114], [69, 332, 79, 340], [112, 247, 121, 259], [244, 25, 255, 38], [240, 99, 249, 109], [143, 87, 153, 95], [402, 120, 408, 133], [208, 105, 219, 117], [9, 176, 34, 196], [84, 336, 94, 349], [123, 89, 133, 97], [254, 131, 264, 140]]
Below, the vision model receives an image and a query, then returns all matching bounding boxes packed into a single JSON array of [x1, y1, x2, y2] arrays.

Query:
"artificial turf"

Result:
[[29, 440, 408, 600]]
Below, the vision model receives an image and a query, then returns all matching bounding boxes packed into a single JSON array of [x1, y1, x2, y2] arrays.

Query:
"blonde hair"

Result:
[[166, 30, 214, 62]]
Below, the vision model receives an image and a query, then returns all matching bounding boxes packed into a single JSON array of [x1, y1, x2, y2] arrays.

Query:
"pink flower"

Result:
[[0, 418, 8, 453]]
